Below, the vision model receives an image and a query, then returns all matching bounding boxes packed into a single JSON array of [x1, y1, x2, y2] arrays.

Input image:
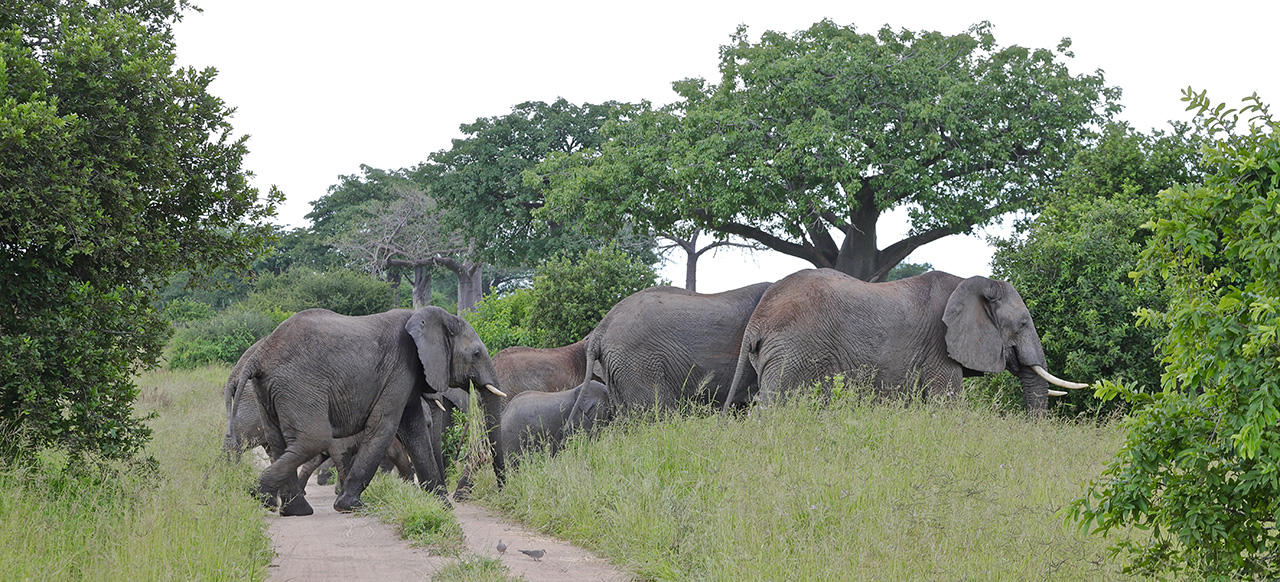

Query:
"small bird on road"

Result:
[[496, 539, 507, 556], [519, 549, 546, 562]]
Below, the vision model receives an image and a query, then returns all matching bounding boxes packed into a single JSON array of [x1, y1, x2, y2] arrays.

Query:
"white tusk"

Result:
[[485, 383, 507, 398], [433, 398, 445, 411], [1032, 365, 1090, 390], [1047, 389, 1068, 397]]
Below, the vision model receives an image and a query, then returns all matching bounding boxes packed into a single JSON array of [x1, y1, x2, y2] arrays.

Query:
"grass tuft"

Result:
[[361, 473, 466, 555]]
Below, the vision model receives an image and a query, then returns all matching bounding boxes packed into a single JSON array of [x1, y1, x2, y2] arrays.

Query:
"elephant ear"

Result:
[[406, 307, 453, 393], [942, 276, 1006, 374]]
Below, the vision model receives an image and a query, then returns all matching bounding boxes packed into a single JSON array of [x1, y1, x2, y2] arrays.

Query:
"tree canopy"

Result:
[[414, 98, 654, 268], [0, 0, 277, 460], [537, 20, 1119, 281]]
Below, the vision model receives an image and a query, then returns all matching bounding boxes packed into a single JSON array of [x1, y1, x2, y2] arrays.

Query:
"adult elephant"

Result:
[[236, 306, 504, 516], [575, 282, 772, 417], [723, 269, 1087, 413]]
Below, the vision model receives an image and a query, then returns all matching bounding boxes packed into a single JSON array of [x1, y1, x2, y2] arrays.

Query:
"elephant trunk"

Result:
[[1014, 366, 1050, 415]]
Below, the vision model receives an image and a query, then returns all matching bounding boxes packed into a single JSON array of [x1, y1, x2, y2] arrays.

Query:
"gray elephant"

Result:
[[499, 380, 611, 473], [477, 339, 598, 487], [224, 340, 416, 489], [574, 282, 771, 418], [723, 269, 1087, 413], [233, 306, 504, 516]]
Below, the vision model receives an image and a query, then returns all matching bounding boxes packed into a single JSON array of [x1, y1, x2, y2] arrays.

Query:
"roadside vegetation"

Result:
[[0, 365, 270, 580]]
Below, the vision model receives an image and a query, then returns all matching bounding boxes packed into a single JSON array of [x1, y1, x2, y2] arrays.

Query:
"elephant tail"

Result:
[[723, 331, 760, 413]]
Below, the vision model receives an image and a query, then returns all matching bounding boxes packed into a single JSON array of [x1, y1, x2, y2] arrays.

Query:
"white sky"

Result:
[[173, 0, 1279, 292]]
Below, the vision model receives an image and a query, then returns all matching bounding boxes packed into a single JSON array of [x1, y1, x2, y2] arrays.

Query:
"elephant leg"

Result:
[[386, 438, 414, 482], [333, 422, 400, 513], [258, 444, 322, 517], [295, 452, 330, 492], [398, 398, 448, 499]]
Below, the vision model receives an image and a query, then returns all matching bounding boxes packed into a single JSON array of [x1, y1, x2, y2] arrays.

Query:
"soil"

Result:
[[264, 475, 633, 582]]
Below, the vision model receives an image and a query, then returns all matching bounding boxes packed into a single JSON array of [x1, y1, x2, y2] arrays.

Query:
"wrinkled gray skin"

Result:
[[224, 342, 415, 489], [235, 306, 501, 516], [575, 283, 771, 420], [499, 380, 611, 473], [481, 340, 598, 487], [724, 269, 1068, 413]]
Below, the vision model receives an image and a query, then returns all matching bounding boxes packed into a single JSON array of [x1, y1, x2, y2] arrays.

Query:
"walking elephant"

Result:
[[499, 380, 612, 473], [234, 306, 504, 516], [723, 269, 1087, 414], [574, 282, 772, 418]]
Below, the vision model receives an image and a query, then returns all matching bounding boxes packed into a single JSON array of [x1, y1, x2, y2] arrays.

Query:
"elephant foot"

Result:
[[279, 494, 314, 517], [452, 487, 471, 502], [334, 493, 364, 513], [257, 489, 279, 511]]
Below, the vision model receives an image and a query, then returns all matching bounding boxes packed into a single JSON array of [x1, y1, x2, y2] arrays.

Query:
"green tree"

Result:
[[415, 98, 656, 268], [992, 122, 1203, 413], [525, 245, 660, 348], [885, 261, 932, 281], [538, 20, 1118, 281], [0, 1, 277, 460], [1066, 92, 1280, 579]]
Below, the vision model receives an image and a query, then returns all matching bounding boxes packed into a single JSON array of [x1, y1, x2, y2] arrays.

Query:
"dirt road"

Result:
[[265, 477, 632, 581]]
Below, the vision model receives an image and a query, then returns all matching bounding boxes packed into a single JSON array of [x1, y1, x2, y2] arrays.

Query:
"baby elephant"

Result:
[[499, 380, 611, 474]]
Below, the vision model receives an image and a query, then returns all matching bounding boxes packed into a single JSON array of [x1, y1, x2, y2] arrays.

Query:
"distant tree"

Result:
[[992, 122, 1204, 412], [660, 228, 762, 292], [886, 262, 933, 281], [538, 20, 1118, 282], [414, 98, 657, 269], [0, 1, 277, 460], [1066, 92, 1280, 579]]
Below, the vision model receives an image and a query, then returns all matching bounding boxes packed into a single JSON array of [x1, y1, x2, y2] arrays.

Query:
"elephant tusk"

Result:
[[485, 383, 508, 398], [433, 398, 445, 411], [1047, 389, 1068, 397], [1032, 365, 1090, 390]]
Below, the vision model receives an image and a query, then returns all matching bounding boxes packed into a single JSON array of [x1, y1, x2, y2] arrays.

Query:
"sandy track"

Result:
[[265, 476, 632, 582]]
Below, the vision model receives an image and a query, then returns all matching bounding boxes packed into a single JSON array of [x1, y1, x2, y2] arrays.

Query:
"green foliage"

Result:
[[159, 298, 215, 324], [885, 261, 932, 281], [166, 308, 283, 369], [0, 1, 277, 461], [0, 365, 272, 579], [246, 267, 394, 316], [417, 98, 654, 268], [525, 245, 660, 348], [992, 123, 1204, 414], [1066, 92, 1280, 579], [538, 20, 1117, 281], [463, 288, 541, 353]]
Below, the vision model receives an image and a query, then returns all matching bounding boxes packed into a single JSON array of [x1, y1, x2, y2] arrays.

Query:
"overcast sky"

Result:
[[173, 1, 1279, 292]]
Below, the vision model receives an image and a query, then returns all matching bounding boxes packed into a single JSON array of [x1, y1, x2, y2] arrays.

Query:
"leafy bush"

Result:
[[167, 308, 284, 369], [525, 245, 660, 348], [463, 288, 541, 353], [160, 298, 215, 324], [1066, 92, 1280, 579], [246, 267, 394, 316]]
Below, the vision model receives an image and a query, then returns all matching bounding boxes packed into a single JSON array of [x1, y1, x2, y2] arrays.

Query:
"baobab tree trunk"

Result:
[[386, 269, 402, 308], [412, 264, 432, 309], [456, 262, 482, 313]]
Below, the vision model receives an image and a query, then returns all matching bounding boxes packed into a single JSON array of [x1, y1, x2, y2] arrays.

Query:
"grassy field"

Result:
[[483, 394, 1138, 581], [0, 365, 272, 580], [1, 365, 1137, 581]]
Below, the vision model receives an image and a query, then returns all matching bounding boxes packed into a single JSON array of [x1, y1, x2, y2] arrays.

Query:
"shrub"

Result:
[[160, 298, 215, 324], [463, 288, 541, 353], [167, 308, 283, 369], [525, 245, 660, 348], [247, 267, 394, 316]]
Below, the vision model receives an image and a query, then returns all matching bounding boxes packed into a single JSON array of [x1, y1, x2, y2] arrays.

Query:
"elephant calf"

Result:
[[498, 380, 611, 475]]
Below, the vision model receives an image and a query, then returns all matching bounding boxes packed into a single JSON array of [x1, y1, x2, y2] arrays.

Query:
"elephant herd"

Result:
[[223, 268, 1087, 516]]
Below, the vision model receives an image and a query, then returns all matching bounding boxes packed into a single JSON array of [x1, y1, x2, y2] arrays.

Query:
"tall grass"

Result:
[[0, 365, 272, 580], [492, 395, 1135, 581]]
